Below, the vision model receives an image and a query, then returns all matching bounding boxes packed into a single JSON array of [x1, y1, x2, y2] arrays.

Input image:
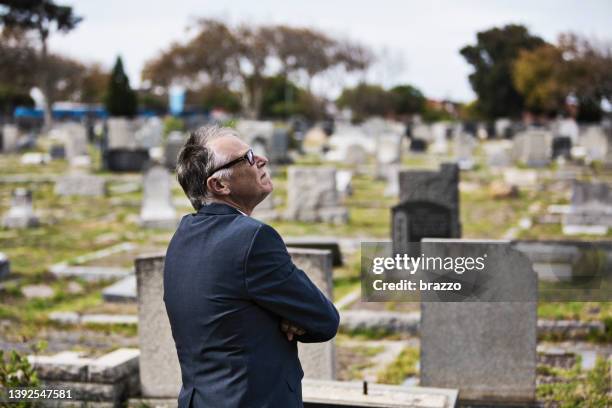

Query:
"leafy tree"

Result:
[[80, 63, 110, 104], [259, 75, 324, 120], [0, 0, 82, 126], [0, 27, 37, 117], [105, 56, 138, 117], [142, 19, 373, 119], [513, 44, 567, 115], [189, 84, 241, 113], [389, 84, 426, 116], [337, 83, 394, 122], [460, 24, 545, 119]]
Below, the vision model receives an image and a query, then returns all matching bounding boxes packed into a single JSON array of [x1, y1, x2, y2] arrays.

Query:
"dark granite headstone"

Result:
[[409, 138, 427, 152], [392, 163, 461, 253], [104, 149, 150, 172], [552, 136, 572, 159]]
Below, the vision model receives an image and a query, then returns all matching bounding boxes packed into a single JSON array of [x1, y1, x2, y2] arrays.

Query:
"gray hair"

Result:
[[176, 125, 238, 210]]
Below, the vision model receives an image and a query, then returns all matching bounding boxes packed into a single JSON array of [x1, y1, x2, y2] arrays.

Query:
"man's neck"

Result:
[[209, 198, 252, 216]]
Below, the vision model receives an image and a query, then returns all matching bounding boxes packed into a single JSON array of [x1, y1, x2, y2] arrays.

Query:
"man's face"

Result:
[[209, 135, 273, 202]]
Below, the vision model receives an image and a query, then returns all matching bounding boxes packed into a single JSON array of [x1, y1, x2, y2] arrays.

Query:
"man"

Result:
[[164, 125, 339, 408]]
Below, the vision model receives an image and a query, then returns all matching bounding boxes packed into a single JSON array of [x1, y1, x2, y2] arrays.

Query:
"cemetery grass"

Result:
[[376, 346, 419, 385], [537, 356, 611, 407]]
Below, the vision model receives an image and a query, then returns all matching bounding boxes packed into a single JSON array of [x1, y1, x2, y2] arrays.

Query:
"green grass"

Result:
[[376, 346, 419, 384], [537, 357, 611, 407]]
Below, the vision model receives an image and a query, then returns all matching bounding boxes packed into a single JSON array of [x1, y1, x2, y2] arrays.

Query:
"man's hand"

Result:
[[280, 319, 306, 341]]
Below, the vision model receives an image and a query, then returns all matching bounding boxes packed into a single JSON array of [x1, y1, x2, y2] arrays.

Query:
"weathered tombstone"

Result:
[[164, 131, 185, 170], [49, 144, 66, 160], [140, 164, 177, 229], [555, 117, 579, 144], [0, 252, 9, 280], [430, 123, 449, 155], [383, 164, 401, 197], [512, 129, 552, 167], [563, 180, 612, 235], [285, 166, 348, 224], [420, 239, 537, 405], [494, 118, 513, 138], [392, 163, 461, 253], [103, 275, 136, 303], [104, 118, 150, 172], [483, 141, 512, 168], [580, 125, 607, 162], [335, 170, 353, 198], [2, 188, 39, 229], [62, 123, 89, 164], [1, 124, 19, 153], [454, 132, 476, 170], [55, 173, 107, 196], [134, 248, 337, 400], [135, 117, 163, 149], [289, 248, 336, 380], [375, 133, 403, 178], [135, 254, 181, 398]]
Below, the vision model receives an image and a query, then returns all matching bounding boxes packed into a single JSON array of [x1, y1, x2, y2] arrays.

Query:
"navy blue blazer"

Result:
[[163, 202, 340, 408]]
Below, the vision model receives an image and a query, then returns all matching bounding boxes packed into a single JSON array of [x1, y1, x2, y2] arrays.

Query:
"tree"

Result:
[[513, 44, 568, 115], [336, 83, 394, 122], [142, 19, 373, 119], [389, 84, 426, 116], [79, 63, 109, 104], [105, 56, 138, 117], [0, 27, 37, 117], [512, 33, 612, 121], [0, 0, 82, 126], [460, 24, 545, 119]]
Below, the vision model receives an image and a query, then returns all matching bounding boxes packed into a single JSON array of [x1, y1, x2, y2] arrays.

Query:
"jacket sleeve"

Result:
[[244, 223, 339, 343]]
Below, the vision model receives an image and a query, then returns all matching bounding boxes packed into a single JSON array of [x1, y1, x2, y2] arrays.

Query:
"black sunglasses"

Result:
[[207, 148, 255, 179]]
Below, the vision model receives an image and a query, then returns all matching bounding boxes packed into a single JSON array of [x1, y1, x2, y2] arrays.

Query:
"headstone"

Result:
[[1, 124, 19, 153], [21, 152, 50, 165], [344, 144, 368, 166], [140, 164, 177, 229], [22, 284, 54, 299], [49, 144, 66, 160], [392, 163, 461, 252], [551, 136, 572, 160], [383, 164, 400, 197], [494, 118, 512, 138], [135, 117, 163, 149], [107, 118, 138, 149], [335, 170, 353, 198], [420, 239, 537, 404], [135, 254, 180, 397], [268, 128, 291, 164], [375, 133, 403, 178], [285, 166, 348, 224], [164, 131, 185, 170], [289, 248, 336, 380], [55, 173, 107, 196], [62, 123, 89, 164], [0, 252, 9, 280], [285, 238, 343, 267], [105, 118, 150, 172], [409, 138, 427, 152], [28, 348, 140, 406], [483, 141, 512, 168], [512, 129, 552, 167], [454, 132, 476, 170], [430, 123, 449, 154], [563, 180, 612, 234], [555, 117, 579, 144], [2, 188, 39, 229], [580, 126, 607, 162], [134, 249, 337, 399]]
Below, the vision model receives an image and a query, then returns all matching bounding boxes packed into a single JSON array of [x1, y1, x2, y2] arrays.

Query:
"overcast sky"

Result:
[[49, 0, 612, 102]]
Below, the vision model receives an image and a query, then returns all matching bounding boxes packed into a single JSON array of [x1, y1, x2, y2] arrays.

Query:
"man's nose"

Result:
[[255, 154, 268, 167]]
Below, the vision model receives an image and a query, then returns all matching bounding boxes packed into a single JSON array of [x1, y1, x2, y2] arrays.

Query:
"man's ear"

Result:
[[207, 177, 230, 196]]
